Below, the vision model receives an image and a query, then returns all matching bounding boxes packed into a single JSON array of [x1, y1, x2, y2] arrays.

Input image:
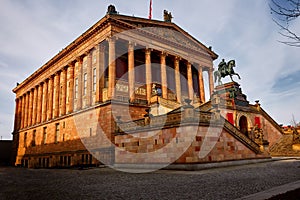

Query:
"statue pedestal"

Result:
[[213, 82, 249, 110]]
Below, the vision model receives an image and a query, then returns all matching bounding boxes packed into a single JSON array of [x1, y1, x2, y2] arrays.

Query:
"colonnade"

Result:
[[13, 38, 214, 131]]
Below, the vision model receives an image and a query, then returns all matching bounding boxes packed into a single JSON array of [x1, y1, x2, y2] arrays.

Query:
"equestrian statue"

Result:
[[214, 59, 241, 85]]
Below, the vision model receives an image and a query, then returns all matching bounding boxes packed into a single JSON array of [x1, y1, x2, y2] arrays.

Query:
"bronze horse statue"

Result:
[[214, 59, 241, 85]]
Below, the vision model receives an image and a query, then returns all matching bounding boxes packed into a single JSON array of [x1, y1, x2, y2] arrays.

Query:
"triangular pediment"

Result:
[[108, 14, 218, 60]]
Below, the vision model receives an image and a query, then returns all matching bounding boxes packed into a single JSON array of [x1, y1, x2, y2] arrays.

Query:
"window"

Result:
[[83, 73, 87, 96], [32, 130, 36, 146], [75, 78, 78, 99], [93, 68, 97, 92], [43, 127, 47, 144], [55, 123, 60, 143], [24, 132, 27, 147]]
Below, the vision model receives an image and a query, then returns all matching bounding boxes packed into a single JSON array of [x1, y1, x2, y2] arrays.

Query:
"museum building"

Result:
[[12, 6, 283, 168]]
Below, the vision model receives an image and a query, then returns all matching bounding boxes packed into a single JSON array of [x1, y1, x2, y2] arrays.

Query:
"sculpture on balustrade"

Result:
[[163, 10, 173, 22]]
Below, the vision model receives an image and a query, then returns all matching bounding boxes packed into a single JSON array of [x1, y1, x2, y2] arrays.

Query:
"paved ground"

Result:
[[0, 159, 299, 200]]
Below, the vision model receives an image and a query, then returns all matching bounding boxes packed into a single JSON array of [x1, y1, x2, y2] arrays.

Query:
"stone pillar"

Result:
[[24, 93, 29, 128], [97, 44, 105, 103], [66, 63, 74, 114], [36, 83, 43, 124], [86, 51, 93, 107], [32, 86, 38, 125], [197, 65, 205, 103], [77, 58, 83, 109], [13, 98, 19, 132], [42, 80, 48, 122], [28, 89, 33, 127], [187, 62, 194, 102], [108, 37, 116, 100], [47, 76, 54, 121], [145, 48, 152, 104], [53, 71, 60, 118], [174, 57, 182, 104], [21, 95, 25, 129], [208, 68, 214, 97], [60, 67, 67, 116], [128, 42, 135, 102], [22, 93, 28, 128], [160, 52, 167, 99]]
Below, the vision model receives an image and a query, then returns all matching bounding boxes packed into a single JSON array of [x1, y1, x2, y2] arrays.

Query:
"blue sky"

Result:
[[0, 0, 299, 140]]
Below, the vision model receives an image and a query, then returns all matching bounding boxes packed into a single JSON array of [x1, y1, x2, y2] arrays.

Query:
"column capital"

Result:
[[83, 48, 94, 56], [160, 51, 168, 58], [174, 56, 181, 62], [97, 43, 106, 51], [68, 60, 76, 67], [106, 36, 117, 44], [145, 48, 153, 55], [55, 70, 62, 76], [76, 56, 84, 63], [128, 41, 136, 48]]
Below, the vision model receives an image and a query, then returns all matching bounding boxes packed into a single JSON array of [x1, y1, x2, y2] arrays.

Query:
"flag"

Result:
[[149, 0, 152, 19]]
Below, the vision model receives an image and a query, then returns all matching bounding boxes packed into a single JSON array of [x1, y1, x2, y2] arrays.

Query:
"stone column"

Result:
[[13, 98, 19, 132], [128, 42, 135, 102], [36, 83, 43, 124], [18, 97, 22, 130], [60, 67, 67, 116], [187, 62, 194, 102], [77, 58, 83, 109], [32, 86, 38, 125], [197, 65, 205, 103], [21, 95, 25, 129], [86, 51, 93, 107], [108, 37, 116, 100], [174, 57, 182, 104], [22, 93, 28, 128], [28, 89, 33, 127], [53, 71, 60, 118], [66, 63, 74, 114], [97, 44, 105, 103], [47, 76, 54, 121], [24, 93, 29, 128], [208, 68, 214, 97], [160, 52, 167, 99], [42, 80, 48, 122], [145, 48, 152, 104], [15, 97, 21, 130]]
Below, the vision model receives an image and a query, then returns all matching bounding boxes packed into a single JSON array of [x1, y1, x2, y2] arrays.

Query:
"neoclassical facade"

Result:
[[12, 6, 283, 168]]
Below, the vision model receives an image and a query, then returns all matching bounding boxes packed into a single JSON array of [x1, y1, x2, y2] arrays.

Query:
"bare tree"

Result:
[[269, 0, 300, 47]]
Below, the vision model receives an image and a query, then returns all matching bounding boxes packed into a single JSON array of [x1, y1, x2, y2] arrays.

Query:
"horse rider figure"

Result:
[[214, 58, 241, 85], [218, 59, 227, 76]]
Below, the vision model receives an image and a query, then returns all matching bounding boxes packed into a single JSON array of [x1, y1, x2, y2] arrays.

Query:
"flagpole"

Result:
[[149, 0, 152, 19]]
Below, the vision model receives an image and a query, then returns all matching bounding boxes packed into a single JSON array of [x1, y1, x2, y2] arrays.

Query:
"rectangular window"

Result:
[[55, 123, 60, 143], [93, 68, 97, 92], [32, 130, 36, 146], [24, 132, 27, 147], [75, 78, 78, 99], [83, 73, 87, 96], [43, 127, 47, 144]]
